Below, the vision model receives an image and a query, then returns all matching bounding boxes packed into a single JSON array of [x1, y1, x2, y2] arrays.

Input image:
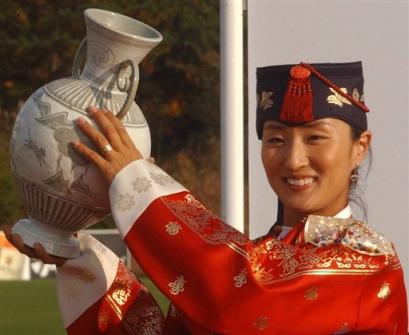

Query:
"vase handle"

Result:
[[116, 59, 139, 120], [72, 37, 87, 78]]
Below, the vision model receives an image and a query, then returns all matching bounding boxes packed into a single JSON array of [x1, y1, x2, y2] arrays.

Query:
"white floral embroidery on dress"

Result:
[[150, 172, 175, 185], [233, 268, 248, 288], [115, 193, 135, 211], [132, 177, 152, 193], [169, 275, 186, 295], [165, 221, 182, 236]]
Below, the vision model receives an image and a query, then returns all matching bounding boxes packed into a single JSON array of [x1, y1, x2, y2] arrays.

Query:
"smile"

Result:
[[285, 177, 315, 186]]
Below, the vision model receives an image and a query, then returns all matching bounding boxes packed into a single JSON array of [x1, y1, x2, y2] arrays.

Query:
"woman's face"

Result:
[[261, 118, 370, 217]]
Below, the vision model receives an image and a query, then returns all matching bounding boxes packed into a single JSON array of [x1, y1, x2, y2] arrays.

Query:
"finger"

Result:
[[11, 233, 37, 259], [103, 110, 136, 150], [76, 117, 114, 157], [146, 157, 155, 164], [33, 243, 66, 266], [3, 225, 13, 243], [72, 140, 110, 167], [87, 107, 123, 151], [72, 142, 115, 183]]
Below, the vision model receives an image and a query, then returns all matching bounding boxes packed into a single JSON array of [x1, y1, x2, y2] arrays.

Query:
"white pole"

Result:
[[220, 0, 244, 232]]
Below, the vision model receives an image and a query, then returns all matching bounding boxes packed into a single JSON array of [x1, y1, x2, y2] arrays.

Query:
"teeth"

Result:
[[286, 177, 314, 186]]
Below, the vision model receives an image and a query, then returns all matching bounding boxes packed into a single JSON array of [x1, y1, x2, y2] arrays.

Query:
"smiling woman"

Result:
[[261, 118, 371, 227], [6, 62, 408, 334]]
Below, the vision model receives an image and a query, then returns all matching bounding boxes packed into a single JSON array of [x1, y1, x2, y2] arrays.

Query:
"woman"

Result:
[[6, 62, 408, 334]]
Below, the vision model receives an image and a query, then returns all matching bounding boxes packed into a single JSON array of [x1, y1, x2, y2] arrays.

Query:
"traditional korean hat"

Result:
[[256, 61, 369, 139]]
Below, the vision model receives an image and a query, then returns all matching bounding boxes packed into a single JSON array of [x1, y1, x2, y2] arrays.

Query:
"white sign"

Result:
[[0, 232, 30, 280]]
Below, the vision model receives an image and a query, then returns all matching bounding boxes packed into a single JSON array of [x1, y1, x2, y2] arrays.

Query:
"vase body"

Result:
[[10, 9, 162, 257]]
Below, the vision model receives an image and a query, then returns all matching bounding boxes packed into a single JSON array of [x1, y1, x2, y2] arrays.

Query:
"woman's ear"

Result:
[[355, 130, 372, 165]]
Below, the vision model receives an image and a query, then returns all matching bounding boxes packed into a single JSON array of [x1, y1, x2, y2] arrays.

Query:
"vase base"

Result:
[[12, 218, 81, 258]]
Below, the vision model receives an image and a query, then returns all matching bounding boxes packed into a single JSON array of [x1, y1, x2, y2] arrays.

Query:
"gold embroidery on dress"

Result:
[[258, 91, 274, 110], [249, 236, 394, 285], [165, 221, 182, 236], [304, 286, 319, 301], [164, 194, 248, 248], [169, 275, 186, 295], [106, 294, 124, 320], [122, 292, 164, 334], [115, 193, 135, 211], [254, 316, 269, 330], [327, 87, 352, 107], [132, 177, 152, 193], [112, 288, 131, 306], [377, 281, 391, 300], [333, 322, 351, 334], [164, 194, 400, 286], [233, 268, 248, 288]]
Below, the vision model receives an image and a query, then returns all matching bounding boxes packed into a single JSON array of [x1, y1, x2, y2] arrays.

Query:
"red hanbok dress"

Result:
[[56, 160, 408, 334]]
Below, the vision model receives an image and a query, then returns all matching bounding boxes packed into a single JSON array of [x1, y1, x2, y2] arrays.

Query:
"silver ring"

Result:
[[101, 144, 113, 155]]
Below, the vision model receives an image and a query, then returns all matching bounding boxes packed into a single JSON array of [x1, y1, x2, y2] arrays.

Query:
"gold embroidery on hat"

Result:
[[169, 275, 186, 295], [304, 286, 319, 301], [327, 87, 352, 107], [254, 316, 269, 330], [258, 91, 274, 110], [352, 88, 360, 101], [377, 281, 391, 300]]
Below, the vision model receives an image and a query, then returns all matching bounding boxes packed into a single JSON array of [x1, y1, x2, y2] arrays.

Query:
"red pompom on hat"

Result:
[[256, 61, 370, 139]]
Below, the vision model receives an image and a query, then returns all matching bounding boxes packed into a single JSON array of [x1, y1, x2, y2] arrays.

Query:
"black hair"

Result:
[[348, 126, 372, 222]]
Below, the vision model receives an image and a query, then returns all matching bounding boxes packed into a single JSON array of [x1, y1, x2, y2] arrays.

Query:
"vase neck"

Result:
[[81, 10, 161, 88]]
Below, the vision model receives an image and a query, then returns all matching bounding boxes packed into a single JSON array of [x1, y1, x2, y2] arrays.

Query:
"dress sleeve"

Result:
[[354, 249, 408, 334], [56, 234, 164, 334], [109, 159, 408, 334]]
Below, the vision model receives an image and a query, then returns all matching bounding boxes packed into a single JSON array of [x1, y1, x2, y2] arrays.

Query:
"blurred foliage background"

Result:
[[0, 0, 221, 227]]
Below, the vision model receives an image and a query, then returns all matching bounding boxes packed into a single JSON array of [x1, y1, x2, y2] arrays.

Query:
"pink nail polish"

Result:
[[76, 117, 85, 124], [87, 106, 97, 115]]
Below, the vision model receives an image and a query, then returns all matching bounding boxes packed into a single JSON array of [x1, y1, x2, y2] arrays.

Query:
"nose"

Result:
[[283, 137, 309, 172]]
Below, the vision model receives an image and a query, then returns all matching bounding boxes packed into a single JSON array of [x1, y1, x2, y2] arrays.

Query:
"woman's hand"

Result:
[[72, 106, 143, 184], [2, 226, 67, 266]]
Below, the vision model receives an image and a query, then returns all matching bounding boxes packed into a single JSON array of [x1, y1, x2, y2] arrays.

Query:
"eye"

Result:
[[308, 134, 327, 142], [267, 137, 284, 144]]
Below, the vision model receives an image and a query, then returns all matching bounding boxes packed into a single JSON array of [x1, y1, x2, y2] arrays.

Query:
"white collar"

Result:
[[333, 204, 352, 219], [280, 204, 352, 232]]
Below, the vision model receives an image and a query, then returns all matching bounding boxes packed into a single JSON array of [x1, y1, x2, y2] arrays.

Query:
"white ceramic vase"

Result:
[[10, 8, 162, 257]]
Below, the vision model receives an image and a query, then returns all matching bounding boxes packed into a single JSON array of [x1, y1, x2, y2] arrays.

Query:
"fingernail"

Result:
[[101, 108, 108, 114], [71, 141, 80, 147], [87, 106, 98, 115], [76, 117, 85, 125]]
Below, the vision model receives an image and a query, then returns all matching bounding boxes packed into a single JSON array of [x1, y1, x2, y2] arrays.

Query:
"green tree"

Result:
[[0, 0, 221, 226]]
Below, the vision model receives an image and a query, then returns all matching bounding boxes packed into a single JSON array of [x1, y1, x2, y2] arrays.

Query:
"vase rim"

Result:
[[84, 8, 163, 45]]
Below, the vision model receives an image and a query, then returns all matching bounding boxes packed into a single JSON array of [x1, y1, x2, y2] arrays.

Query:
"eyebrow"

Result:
[[264, 120, 331, 131]]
